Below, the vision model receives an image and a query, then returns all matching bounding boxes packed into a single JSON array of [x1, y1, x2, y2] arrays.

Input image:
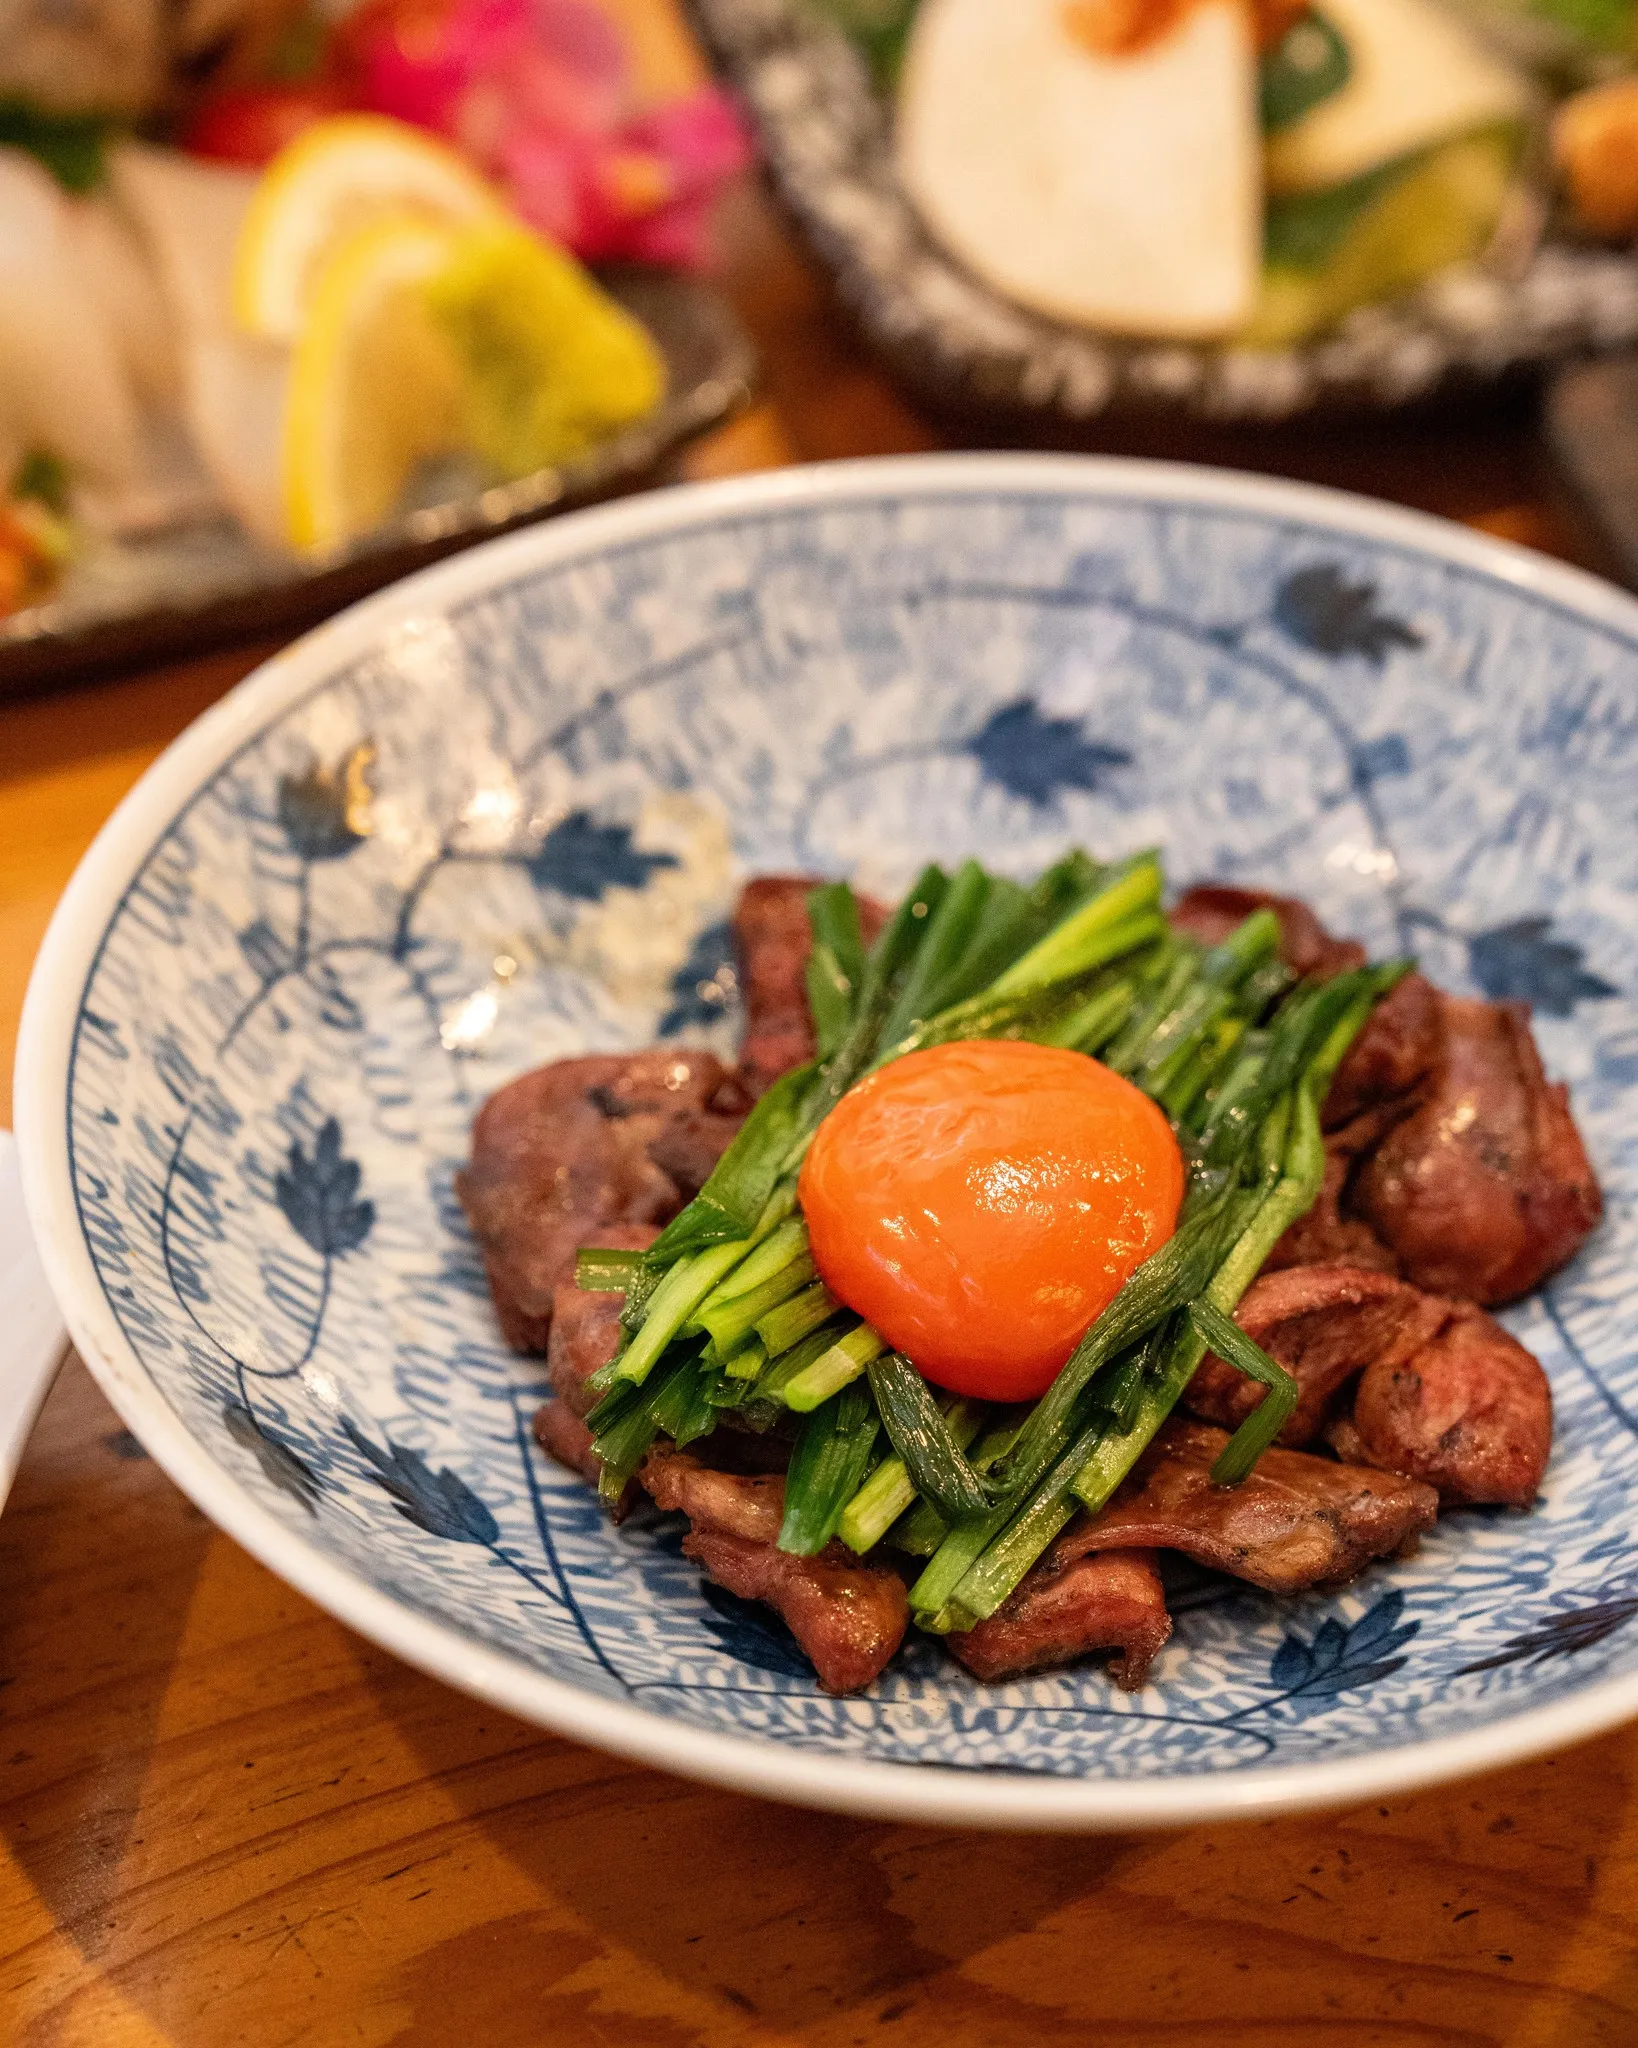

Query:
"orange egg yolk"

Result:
[[798, 1040, 1184, 1403]]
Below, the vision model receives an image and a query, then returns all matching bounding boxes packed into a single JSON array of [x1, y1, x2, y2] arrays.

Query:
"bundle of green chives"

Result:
[[571, 845, 1406, 1634]]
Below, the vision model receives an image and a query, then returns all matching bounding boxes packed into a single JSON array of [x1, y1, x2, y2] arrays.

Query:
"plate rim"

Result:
[[19, 448, 1638, 1830]]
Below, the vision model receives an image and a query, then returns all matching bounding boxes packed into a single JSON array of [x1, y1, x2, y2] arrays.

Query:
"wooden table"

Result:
[[6, 107, 1638, 2048]]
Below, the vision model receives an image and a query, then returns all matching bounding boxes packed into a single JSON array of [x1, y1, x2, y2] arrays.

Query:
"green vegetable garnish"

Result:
[[1261, 10, 1352, 131], [570, 843, 1407, 1651]]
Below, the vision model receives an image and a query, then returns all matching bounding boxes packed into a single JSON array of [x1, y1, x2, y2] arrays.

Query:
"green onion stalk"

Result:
[[569, 843, 1407, 1602], [593, 856, 1169, 1383], [914, 968, 1405, 1632]]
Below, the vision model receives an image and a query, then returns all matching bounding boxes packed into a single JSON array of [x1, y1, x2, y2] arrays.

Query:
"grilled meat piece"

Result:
[[641, 1446, 787, 1542], [1188, 1262, 1552, 1507], [644, 1099, 750, 1196], [1167, 880, 1605, 1307], [1068, 1418, 1438, 1593], [1170, 883, 1367, 980], [640, 1447, 908, 1694], [1322, 970, 1442, 1134], [947, 1547, 1171, 1690], [679, 1533, 909, 1695], [1188, 1264, 1449, 1448], [734, 875, 824, 1096], [1264, 1144, 1401, 1277], [1351, 995, 1602, 1305], [533, 1399, 605, 1490], [734, 875, 889, 1096], [458, 1052, 741, 1351], [1332, 1300, 1552, 1509]]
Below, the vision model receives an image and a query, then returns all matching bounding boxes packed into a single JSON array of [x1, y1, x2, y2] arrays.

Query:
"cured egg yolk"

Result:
[[798, 1039, 1184, 1402]]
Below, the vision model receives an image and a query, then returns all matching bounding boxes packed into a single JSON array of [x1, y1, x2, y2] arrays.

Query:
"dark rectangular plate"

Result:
[[0, 267, 756, 700]]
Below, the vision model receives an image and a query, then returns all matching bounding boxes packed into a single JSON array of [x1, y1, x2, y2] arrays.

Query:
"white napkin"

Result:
[[0, 1130, 69, 1509]]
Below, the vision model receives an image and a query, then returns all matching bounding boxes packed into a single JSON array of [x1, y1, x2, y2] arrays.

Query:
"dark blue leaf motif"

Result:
[[658, 920, 738, 1035], [1457, 1592, 1638, 1674], [697, 1579, 814, 1680], [890, 1628, 949, 1679], [224, 1400, 321, 1511], [80, 1010, 127, 1061], [1468, 918, 1618, 1017], [966, 700, 1133, 807], [1273, 565, 1423, 665], [238, 917, 296, 982], [1352, 733, 1411, 784], [275, 1117, 375, 1258], [341, 1417, 499, 1544], [304, 958, 366, 1033], [1597, 1020, 1638, 1088], [524, 811, 679, 901], [1268, 1591, 1419, 1720], [276, 743, 373, 862], [645, 1510, 691, 1557]]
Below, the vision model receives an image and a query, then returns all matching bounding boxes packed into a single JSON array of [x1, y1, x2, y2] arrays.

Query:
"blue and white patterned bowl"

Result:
[[17, 455, 1638, 1829]]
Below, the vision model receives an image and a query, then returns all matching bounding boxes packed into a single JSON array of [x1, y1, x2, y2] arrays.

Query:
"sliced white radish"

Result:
[[110, 144, 289, 548], [0, 149, 143, 490], [895, 0, 1260, 340], [108, 144, 255, 340], [1266, 0, 1529, 195], [62, 194, 181, 408]]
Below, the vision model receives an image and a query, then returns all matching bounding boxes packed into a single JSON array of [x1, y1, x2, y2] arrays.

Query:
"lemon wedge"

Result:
[[281, 212, 667, 554], [423, 221, 667, 478], [234, 115, 501, 344], [281, 213, 466, 553]]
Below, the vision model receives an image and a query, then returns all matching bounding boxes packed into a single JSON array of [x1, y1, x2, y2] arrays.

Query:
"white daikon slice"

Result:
[[895, 0, 1261, 340], [0, 149, 143, 488], [62, 194, 181, 408], [109, 144, 288, 547]]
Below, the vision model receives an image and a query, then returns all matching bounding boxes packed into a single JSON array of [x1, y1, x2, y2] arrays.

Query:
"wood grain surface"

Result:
[[3, 16, 1636, 2038]]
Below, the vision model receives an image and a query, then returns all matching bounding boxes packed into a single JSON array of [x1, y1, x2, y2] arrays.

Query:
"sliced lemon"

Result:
[[424, 221, 667, 476], [234, 114, 501, 344], [281, 213, 466, 553], [282, 211, 668, 554]]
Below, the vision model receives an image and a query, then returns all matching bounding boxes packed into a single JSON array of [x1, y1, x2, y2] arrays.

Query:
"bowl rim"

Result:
[[18, 449, 1638, 1830]]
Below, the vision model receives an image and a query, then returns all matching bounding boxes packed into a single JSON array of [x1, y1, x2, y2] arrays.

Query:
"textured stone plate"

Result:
[[686, 0, 1638, 429], [16, 455, 1638, 1828]]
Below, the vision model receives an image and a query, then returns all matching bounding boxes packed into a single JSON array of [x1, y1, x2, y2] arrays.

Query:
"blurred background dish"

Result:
[[0, 264, 752, 694], [0, 0, 757, 690], [685, 0, 1638, 431]]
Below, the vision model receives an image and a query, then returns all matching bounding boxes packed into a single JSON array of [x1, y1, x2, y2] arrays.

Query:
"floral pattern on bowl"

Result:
[[18, 454, 1638, 1827]]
